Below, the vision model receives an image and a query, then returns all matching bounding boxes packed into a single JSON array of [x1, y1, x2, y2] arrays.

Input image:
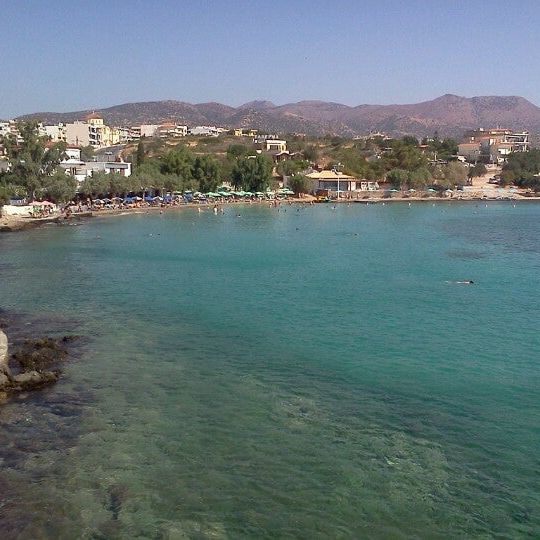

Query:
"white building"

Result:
[[189, 126, 220, 136], [140, 124, 159, 138], [59, 156, 132, 184], [43, 124, 67, 142], [0, 122, 11, 137], [66, 121, 91, 147], [265, 139, 287, 152]]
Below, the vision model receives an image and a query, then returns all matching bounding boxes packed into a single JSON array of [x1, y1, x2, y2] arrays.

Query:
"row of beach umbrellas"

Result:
[[91, 189, 296, 204]]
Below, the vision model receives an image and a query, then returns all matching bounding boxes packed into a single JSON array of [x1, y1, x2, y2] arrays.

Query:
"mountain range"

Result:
[[16, 94, 540, 138]]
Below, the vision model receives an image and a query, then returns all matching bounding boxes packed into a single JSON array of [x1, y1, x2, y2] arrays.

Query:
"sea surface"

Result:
[[1, 202, 539, 539]]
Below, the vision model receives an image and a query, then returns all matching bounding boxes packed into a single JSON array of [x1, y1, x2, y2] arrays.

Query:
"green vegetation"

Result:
[[467, 163, 487, 182], [231, 155, 273, 192], [0, 121, 76, 203], [0, 124, 492, 206], [288, 174, 310, 195], [501, 150, 540, 190], [80, 145, 95, 161]]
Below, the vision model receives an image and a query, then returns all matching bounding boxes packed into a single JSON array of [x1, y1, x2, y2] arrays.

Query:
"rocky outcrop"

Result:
[[0, 330, 78, 399], [0, 329, 9, 375]]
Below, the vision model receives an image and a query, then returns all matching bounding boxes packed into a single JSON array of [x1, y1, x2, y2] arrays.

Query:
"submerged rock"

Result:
[[0, 329, 81, 398], [11, 370, 60, 390]]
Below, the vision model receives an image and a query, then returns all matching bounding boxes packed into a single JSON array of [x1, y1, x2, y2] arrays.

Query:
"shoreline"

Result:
[[2, 194, 540, 232]]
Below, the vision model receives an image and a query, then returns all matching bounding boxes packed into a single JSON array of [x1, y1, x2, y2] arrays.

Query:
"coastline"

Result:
[[2, 193, 540, 233]]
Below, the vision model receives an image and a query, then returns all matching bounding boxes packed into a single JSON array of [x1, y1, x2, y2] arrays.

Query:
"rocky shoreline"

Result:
[[0, 326, 80, 402]]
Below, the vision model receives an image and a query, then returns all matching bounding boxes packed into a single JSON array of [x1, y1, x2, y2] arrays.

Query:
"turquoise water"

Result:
[[1, 202, 539, 538]]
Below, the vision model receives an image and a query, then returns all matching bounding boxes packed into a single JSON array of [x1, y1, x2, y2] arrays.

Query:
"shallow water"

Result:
[[1, 202, 539, 538]]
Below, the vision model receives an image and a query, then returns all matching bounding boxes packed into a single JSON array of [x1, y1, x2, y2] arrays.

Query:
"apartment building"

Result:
[[458, 128, 530, 163], [65, 114, 121, 148]]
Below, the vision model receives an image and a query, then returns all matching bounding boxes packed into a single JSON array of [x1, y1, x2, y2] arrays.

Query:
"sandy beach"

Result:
[[2, 187, 539, 233]]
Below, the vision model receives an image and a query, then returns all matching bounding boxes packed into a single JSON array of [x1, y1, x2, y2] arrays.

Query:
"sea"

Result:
[[0, 201, 539, 539]]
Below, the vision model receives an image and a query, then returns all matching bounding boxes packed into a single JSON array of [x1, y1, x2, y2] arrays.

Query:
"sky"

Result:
[[2, 0, 540, 118]]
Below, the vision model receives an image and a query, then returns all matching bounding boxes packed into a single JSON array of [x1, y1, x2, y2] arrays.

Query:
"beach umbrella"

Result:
[[93, 199, 104, 204], [33, 200, 55, 206]]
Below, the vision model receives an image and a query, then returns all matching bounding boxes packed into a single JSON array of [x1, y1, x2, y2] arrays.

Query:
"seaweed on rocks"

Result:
[[0, 308, 86, 398]]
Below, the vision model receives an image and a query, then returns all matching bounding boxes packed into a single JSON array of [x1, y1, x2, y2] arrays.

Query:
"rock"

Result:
[[11, 336, 70, 372], [0, 372, 10, 389], [0, 329, 8, 372], [11, 370, 59, 390]]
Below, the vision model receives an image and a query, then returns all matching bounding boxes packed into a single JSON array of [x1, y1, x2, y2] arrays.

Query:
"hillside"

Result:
[[16, 94, 540, 138]]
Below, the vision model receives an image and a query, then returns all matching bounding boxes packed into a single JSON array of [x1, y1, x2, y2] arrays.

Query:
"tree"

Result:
[[502, 149, 540, 187], [41, 171, 77, 203], [440, 161, 468, 188], [276, 159, 309, 177], [192, 155, 220, 193], [386, 168, 409, 189], [288, 174, 311, 195], [384, 142, 428, 171], [107, 172, 134, 197], [80, 145, 95, 161], [408, 167, 432, 189], [231, 155, 273, 192], [499, 169, 516, 187], [136, 141, 146, 167], [2, 121, 66, 200], [78, 171, 110, 199], [402, 135, 419, 147], [226, 144, 251, 159], [303, 145, 319, 162], [468, 162, 487, 182], [161, 147, 194, 182]]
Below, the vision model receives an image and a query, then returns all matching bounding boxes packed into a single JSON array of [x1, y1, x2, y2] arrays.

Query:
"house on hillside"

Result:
[[458, 128, 529, 164]]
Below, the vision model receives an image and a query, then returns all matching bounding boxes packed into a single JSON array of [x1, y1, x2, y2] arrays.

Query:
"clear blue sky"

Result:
[[2, 0, 540, 118]]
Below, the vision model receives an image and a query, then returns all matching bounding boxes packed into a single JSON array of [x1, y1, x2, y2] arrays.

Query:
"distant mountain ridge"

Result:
[[16, 94, 540, 138]]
